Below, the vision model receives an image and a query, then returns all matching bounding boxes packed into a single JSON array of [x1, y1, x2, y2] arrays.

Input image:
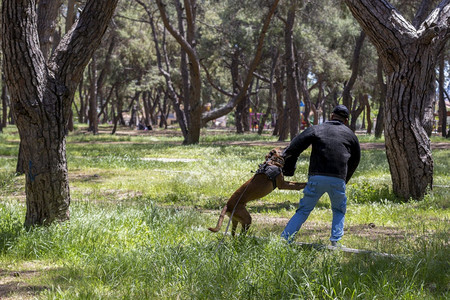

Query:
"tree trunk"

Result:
[[231, 48, 244, 133], [384, 60, 434, 199], [438, 54, 447, 137], [366, 97, 372, 134], [285, 2, 300, 140], [298, 64, 312, 128], [15, 0, 64, 173], [349, 93, 366, 132], [64, 0, 76, 137], [313, 75, 325, 125], [258, 48, 279, 135], [142, 91, 153, 130], [138, 0, 188, 138], [37, 0, 62, 61], [374, 59, 386, 139], [344, 0, 450, 200], [341, 31, 365, 110], [155, 0, 202, 145], [88, 56, 98, 134], [175, 0, 191, 131], [273, 64, 284, 137], [65, 0, 76, 33], [1, 75, 7, 129], [2, 0, 119, 226]]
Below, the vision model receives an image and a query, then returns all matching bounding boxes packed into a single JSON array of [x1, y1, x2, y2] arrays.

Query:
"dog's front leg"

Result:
[[276, 175, 306, 190]]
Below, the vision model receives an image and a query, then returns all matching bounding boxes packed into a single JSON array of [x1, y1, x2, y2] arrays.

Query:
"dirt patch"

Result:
[[252, 214, 406, 238], [0, 263, 54, 299], [202, 208, 409, 242]]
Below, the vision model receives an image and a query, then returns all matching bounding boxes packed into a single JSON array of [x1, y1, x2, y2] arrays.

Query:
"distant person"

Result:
[[281, 105, 360, 246]]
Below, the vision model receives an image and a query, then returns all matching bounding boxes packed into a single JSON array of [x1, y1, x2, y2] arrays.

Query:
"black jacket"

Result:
[[282, 120, 360, 183]]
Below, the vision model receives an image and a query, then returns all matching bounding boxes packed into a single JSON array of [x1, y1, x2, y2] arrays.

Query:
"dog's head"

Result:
[[265, 148, 285, 167]]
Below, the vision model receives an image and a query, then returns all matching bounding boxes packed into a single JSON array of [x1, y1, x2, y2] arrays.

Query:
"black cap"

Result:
[[332, 105, 350, 119]]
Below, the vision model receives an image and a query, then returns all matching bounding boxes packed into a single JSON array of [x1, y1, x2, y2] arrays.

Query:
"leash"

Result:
[[194, 152, 283, 272], [221, 173, 256, 238], [190, 173, 257, 275], [219, 156, 281, 239]]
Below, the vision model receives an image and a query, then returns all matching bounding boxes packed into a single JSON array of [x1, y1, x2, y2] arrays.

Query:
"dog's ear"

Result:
[[266, 149, 276, 160], [274, 148, 283, 156]]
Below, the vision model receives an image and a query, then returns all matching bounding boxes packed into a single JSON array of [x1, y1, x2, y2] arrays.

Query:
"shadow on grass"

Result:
[[0, 269, 49, 299]]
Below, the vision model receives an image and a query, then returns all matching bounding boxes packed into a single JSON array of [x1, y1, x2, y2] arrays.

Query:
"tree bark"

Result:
[[2, 0, 119, 226], [16, 0, 64, 174], [344, 0, 450, 200]]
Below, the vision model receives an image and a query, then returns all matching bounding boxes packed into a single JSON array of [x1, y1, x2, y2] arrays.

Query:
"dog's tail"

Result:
[[208, 204, 228, 232]]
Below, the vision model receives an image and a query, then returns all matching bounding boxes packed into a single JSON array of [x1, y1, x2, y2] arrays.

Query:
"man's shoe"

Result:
[[331, 241, 344, 247]]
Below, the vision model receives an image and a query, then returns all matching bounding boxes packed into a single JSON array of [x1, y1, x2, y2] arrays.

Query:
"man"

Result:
[[281, 105, 360, 246]]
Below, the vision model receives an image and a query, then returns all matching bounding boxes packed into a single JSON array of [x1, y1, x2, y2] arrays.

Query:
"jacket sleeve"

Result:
[[282, 127, 314, 176], [345, 137, 361, 183]]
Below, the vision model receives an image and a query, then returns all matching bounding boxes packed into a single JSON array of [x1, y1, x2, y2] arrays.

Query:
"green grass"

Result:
[[0, 125, 449, 299]]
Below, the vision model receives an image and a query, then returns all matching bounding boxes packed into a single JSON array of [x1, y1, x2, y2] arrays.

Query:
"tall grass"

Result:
[[0, 199, 448, 299], [0, 126, 449, 299]]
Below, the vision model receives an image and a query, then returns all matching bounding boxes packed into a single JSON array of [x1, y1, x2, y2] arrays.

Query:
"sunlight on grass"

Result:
[[0, 126, 449, 299]]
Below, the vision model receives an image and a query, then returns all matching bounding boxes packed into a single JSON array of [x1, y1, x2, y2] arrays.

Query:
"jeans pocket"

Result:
[[331, 181, 345, 191], [305, 181, 318, 195]]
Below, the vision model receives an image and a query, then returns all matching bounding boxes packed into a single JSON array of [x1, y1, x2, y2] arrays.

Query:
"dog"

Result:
[[208, 148, 306, 236]]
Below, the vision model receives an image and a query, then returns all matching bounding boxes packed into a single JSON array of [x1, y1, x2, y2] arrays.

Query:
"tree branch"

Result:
[[201, 0, 281, 125], [200, 61, 235, 97], [50, 0, 119, 97]]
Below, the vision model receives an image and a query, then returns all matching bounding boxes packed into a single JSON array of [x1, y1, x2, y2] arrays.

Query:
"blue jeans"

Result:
[[281, 175, 347, 243]]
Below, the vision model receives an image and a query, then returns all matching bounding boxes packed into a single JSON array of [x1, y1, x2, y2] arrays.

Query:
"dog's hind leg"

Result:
[[241, 223, 251, 235], [239, 209, 252, 235], [231, 219, 239, 237], [231, 208, 252, 236]]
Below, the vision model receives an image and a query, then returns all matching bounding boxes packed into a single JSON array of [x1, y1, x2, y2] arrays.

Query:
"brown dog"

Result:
[[208, 148, 306, 236]]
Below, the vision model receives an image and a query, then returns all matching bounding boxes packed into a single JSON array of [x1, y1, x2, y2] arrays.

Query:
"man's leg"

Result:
[[281, 178, 324, 242], [329, 179, 347, 243]]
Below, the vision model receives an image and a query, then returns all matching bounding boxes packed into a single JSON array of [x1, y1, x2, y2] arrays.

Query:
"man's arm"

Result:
[[282, 127, 314, 176], [345, 138, 361, 183]]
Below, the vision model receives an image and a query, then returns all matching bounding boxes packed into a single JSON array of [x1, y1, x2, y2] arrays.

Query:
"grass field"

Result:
[[0, 125, 449, 299]]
